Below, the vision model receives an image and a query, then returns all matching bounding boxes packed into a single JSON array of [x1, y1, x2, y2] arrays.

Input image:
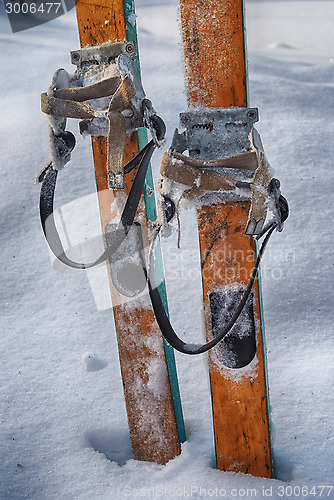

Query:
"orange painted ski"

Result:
[[179, 0, 273, 477], [75, 0, 184, 464]]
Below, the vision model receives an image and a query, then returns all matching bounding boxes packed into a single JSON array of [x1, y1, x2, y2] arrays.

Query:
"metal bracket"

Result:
[[70, 41, 146, 134], [172, 107, 259, 161], [70, 41, 136, 69], [245, 217, 265, 236]]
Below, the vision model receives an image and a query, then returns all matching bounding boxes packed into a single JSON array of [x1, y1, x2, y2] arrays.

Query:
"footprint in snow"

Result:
[[85, 428, 133, 466], [82, 352, 108, 372]]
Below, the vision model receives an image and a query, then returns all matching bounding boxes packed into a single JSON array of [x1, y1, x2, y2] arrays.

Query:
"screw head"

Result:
[[72, 52, 80, 63], [125, 43, 135, 55], [247, 109, 257, 121]]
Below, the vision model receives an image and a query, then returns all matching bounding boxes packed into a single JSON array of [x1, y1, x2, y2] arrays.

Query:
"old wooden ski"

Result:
[[178, 0, 273, 477], [74, 0, 185, 464]]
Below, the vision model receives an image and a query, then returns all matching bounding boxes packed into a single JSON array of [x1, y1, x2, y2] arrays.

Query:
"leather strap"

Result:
[[160, 148, 272, 235], [40, 141, 155, 269], [147, 223, 276, 355], [160, 151, 239, 192], [41, 75, 136, 118], [53, 76, 122, 102]]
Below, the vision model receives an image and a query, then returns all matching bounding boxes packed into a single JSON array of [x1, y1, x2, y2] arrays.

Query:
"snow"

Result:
[[1, 0, 334, 499]]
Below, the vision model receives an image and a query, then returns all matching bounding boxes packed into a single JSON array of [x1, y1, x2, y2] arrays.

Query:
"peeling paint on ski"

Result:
[[179, 0, 247, 108], [75, 0, 183, 465], [179, 0, 273, 477]]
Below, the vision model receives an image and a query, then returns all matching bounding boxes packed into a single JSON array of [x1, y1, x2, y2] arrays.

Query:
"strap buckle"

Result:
[[268, 178, 289, 232], [142, 99, 166, 148]]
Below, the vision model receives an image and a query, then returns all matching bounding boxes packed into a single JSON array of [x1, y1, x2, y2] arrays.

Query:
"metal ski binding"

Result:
[[41, 40, 163, 189], [159, 107, 281, 236]]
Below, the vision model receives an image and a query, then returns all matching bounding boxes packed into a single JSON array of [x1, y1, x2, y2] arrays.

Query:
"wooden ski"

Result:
[[74, 0, 185, 464], [178, 0, 273, 477]]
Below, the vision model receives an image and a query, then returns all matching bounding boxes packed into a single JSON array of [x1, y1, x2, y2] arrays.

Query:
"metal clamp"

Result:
[[142, 99, 166, 148], [70, 41, 136, 70], [172, 107, 259, 161], [268, 179, 289, 232], [70, 41, 147, 133]]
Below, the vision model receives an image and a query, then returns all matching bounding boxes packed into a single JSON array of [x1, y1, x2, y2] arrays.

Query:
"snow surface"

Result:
[[1, 0, 334, 498]]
